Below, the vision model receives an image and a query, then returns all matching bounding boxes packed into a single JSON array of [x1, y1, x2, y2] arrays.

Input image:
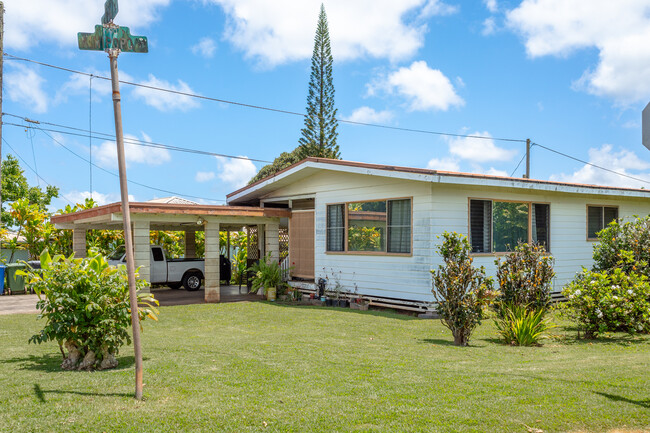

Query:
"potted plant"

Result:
[[248, 253, 282, 301]]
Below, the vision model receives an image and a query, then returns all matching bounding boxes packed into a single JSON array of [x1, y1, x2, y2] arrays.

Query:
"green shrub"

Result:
[[592, 216, 650, 277], [495, 242, 555, 316], [562, 267, 650, 338], [23, 250, 159, 370], [249, 253, 285, 295], [494, 304, 555, 346], [431, 232, 496, 346]]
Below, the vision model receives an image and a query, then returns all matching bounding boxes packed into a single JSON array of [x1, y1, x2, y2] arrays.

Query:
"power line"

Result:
[[2, 137, 76, 206], [28, 125, 226, 203], [533, 142, 650, 186], [3, 113, 274, 164], [4, 53, 527, 144], [509, 151, 528, 178]]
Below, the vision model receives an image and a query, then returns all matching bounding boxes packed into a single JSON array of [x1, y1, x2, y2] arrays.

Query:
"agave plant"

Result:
[[494, 304, 555, 346]]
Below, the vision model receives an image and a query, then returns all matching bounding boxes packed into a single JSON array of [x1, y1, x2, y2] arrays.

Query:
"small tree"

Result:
[[494, 242, 555, 315], [24, 250, 158, 371], [431, 232, 496, 346]]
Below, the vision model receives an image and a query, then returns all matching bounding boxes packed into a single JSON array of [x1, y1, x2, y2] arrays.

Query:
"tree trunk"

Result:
[[78, 350, 96, 370], [453, 329, 469, 346], [99, 348, 118, 370], [61, 341, 81, 370]]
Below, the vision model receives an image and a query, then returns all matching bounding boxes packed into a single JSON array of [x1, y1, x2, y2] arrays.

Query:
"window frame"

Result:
[[586, 204, 619, 241], [325, 197, 413, 256], [467, 197, 551, 255]]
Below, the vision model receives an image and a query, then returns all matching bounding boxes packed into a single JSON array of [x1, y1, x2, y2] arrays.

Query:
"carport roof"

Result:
[[51, 201, 290, 230]]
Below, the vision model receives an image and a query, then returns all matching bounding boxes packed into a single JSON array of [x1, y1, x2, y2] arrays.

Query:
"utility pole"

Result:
[[0, 2, 5, 219], [525, 138, 531, 179], [78, 0, 148, 400]]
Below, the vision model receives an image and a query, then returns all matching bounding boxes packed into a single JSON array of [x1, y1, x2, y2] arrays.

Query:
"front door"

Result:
[[289, 210, 315, 280]]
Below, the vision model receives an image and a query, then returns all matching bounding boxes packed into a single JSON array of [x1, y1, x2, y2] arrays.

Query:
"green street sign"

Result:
[[77, 25, 148, 53], [101, 0, 119, 24]]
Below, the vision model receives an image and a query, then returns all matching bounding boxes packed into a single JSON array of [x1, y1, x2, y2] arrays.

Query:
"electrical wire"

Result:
[[4, 53, 527, 144], [3, 113, 274, 164], [28, 125, 226, 203], [2, 138, 76, 206], [533, 142, 650, 186], [509, 146, 532, 177]]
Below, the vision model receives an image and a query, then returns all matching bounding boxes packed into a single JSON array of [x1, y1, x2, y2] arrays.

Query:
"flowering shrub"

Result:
[[592, 216, 650, 277], [431, 232, 497, 346], [494, 242, 555, 316], [562, 267, 650, 338]]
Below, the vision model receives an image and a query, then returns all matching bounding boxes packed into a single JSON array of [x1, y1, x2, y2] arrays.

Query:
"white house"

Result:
[[227, 157, 650, 309]]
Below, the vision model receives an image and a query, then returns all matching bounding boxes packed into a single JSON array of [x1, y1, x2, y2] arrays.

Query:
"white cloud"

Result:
[[506, 0, 650, 104], [550, 144, 650, 188], [370, 61, 464, 111], [131, 74, 201, 112], [208, 0, 456, 66], [54, 69, 130, 104], [5, 0, 171, 50], [447, 131, 517, 163], [5, 64, 48, 113], [343, 107, 394, 124], [93, 132, 171, 168], [195, 171, 216, 182], [482, 17, 496, 36], [420, 0, 458, 18], [484, 0, 498, 13], [66, 190, 135, 206], [426, 157, 460, 171], [483, 167, 509, 177], [192, 37, 217, 58], [216, 156, 257, 189]]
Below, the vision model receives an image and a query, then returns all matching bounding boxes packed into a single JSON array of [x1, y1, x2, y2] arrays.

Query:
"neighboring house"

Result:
[[227, 157, 650, 307], [147, 196, 199, 205]]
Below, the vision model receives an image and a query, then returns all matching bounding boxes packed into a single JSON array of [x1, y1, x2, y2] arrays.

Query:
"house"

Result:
[[226, 157, 650, 309]]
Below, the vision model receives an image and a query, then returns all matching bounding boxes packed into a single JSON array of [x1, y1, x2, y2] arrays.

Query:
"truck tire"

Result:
[[183, 271, 203, 291]]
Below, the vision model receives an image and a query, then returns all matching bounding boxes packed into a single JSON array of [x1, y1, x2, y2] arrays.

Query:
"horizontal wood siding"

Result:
[[264, 171, 650, 302]]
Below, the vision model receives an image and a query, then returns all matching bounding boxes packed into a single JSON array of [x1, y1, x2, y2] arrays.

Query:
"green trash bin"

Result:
[[6, 263, 26, 295]]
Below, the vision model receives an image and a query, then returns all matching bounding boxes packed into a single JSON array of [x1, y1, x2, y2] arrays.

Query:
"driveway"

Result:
[[0, 294, 39, 315]]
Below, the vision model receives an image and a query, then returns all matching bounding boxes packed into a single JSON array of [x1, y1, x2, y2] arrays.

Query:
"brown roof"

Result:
[[226, 157, 650, 199], [51, 201, 290, 224]]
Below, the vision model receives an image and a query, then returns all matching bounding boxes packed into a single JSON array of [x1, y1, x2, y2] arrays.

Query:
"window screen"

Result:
[[532, 203, 550, 250], [387, 199, 411, 253], [470, 200, 491, 253], [326, 204, 345, 251], [587, 206, 618, 239]]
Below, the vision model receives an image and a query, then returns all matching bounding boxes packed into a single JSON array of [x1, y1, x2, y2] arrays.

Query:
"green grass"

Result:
[[1, 302, 649, 432]]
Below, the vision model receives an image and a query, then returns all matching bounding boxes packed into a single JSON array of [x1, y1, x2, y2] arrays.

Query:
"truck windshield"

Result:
[[108, 246, 126, 260]]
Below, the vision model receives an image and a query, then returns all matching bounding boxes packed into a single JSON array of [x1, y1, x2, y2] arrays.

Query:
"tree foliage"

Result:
[[431, 232, 496, 346], [2, 155, 58, 227]]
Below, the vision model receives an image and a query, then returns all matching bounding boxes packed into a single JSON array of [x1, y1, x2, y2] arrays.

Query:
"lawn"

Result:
[[0, 302, 649, 433]]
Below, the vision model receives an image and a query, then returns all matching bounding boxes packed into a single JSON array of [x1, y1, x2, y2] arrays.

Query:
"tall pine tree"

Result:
[[298, 4, 339, 159], [248, 4, 339, 184]]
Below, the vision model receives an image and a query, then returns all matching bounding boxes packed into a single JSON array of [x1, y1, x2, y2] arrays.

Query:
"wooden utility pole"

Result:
[[525, 138, 531, 179], [78, 0, 148, 400]]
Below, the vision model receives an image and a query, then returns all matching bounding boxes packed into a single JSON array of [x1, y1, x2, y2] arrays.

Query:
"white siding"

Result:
[[263, 171, 650, 303]]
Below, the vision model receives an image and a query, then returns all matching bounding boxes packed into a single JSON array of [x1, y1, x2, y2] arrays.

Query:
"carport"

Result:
[[50, 202, 290, 303]]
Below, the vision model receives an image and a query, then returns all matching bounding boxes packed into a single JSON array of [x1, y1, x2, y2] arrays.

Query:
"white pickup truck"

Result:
[[108, 245, 232, 291]]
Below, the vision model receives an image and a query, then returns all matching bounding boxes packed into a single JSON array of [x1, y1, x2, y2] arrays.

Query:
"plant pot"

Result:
[[326, 298, 334, 307], [350, 302, 369, 311], [336, 300, 349, 308], [266, 286, 277, 301]]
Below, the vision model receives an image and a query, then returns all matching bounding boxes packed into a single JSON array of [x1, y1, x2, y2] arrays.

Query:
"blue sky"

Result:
[[4, 0, 650, 210]]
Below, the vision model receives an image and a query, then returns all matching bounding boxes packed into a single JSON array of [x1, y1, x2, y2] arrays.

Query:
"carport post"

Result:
[[204, 221, 221, 303], [72, 228, 87, 258]]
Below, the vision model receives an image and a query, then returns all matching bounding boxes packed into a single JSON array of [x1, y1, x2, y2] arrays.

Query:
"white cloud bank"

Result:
[[132, 74, 201, 112], [370, 61, 464, 112], [192, 37, 217, 58], [5, 0, 170, 50], [506, 0, 650, 104], [66, 190, 135, 206], [5, 64, 48, 113], [195, 171, 216, 183], [208, 0, 457, 66], [216, 156, 257, 189], [94, 132, 171, 168], [447, 131, 517, 163], [343, 106, 394, 124], [550, 144, 650, 188]]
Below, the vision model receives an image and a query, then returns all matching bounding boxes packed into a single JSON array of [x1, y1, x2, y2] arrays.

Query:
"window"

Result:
[[587, 206, 618, 240], [152, 247, 164, 262], [469, 199, 550, 253], [326, 198, 412, 254]]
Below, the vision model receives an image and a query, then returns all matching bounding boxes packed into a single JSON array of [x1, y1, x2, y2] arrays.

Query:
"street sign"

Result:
[[77, 25, 148, 53], [101, 0, 119, 24]]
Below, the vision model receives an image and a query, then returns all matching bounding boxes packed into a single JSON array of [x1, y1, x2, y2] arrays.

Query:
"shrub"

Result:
[[23, 250, 159, 371], [562, 267, 650, 338], [431, 232, 496, 346], [494, 242, 555, 316], [248, 253, 285, 295], [494, 304, 555, 346], [592, 216, 650, 277]]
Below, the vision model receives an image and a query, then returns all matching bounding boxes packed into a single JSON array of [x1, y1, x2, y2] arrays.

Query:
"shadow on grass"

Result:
[[265, 301, 418, 321], [594, 391, 650, 408], [5, 353, 141, 372], [549, 331, 648, 347], [419, 338, 486, 347], [33, 383, 132, 403]]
